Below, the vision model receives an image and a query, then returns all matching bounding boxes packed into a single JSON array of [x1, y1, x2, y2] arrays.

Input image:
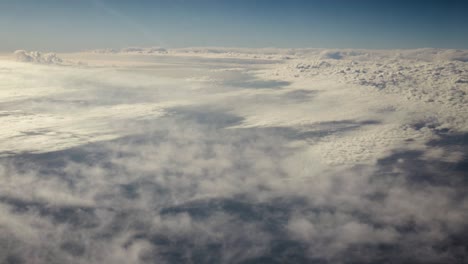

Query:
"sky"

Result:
[[1, 0, 468, 52]]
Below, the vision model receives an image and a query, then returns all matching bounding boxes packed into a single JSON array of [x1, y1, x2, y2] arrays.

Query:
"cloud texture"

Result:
[[0, 48, 467, 263]]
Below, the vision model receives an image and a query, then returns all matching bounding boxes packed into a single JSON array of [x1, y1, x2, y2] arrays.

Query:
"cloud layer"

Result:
[[0, 48, 467, 263]]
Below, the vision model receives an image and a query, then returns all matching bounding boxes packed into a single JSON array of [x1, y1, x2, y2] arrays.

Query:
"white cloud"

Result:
[[14, 50, 64, 65]]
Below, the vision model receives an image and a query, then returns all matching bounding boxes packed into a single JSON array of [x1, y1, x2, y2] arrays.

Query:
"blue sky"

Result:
[[1, 0, 467, 52]]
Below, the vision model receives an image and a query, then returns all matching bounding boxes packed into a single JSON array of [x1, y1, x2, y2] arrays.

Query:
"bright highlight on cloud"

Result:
[[0, 48, 467, 263]]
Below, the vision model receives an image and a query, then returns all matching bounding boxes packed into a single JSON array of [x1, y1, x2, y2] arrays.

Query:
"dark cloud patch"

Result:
[[167, 105, 244, 127], [321, 51, 344, 60], [281, 89, 318, 102], [429, 132, 468, 149], [0, 196, 100, 228], [160, 197, 304, 225], [60, 241, 86, 257], [359, 132, 468, 263], [378, 132, 468, 188], [377, 150, 468, 188], [0, 111, 32, 117], [234, 120, 379, 142], [167, 105, 379, 142], [0, 98, 92, 110], [214, 70, 290, 89], [228, 78, 290, 89]]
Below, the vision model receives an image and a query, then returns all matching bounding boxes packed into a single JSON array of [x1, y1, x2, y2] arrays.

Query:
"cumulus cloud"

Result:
[[14, 50, 64, 65], [0, 49, 467, 263]]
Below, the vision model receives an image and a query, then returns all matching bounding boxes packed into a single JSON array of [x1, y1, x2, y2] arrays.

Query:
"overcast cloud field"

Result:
[[0, 47, 466, 264]]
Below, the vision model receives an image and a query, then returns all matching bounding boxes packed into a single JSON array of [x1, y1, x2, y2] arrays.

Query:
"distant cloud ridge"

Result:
[[14, 50, 63, 65]]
